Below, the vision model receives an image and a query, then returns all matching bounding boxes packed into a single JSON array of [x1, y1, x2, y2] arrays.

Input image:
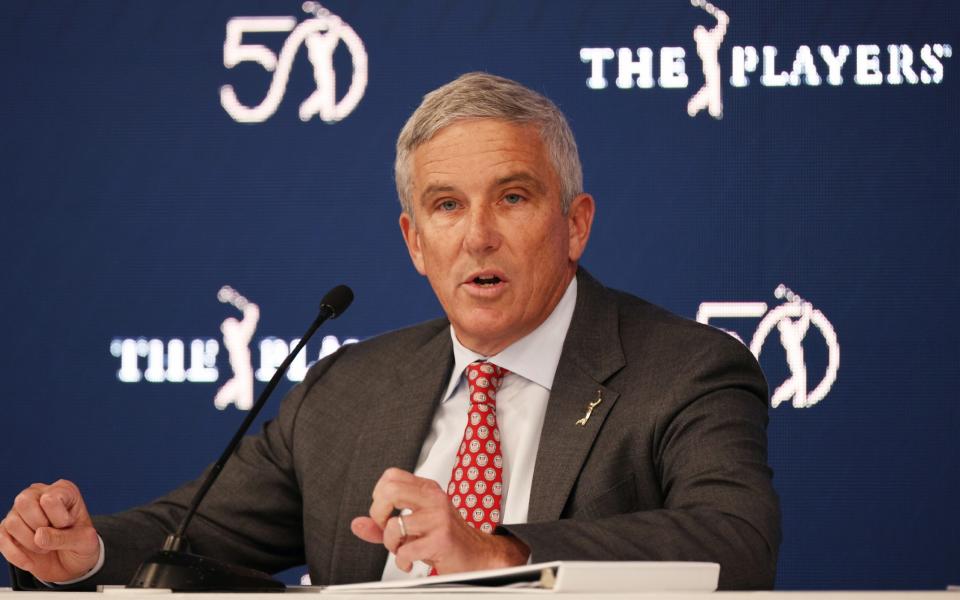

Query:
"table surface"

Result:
[[2, 588, 959, 599]]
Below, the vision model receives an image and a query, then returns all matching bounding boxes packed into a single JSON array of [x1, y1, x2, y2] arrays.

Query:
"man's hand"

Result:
[[0, 480, 100, 583], [350, 468, 529, 575]]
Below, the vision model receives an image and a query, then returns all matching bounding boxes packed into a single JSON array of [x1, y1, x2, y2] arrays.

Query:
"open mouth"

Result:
[[472, 275, 502, 287]]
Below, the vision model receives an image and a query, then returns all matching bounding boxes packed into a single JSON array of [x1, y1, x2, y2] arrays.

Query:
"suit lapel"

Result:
[[330, 326, 454, 583], [527, 270, 626, 522]]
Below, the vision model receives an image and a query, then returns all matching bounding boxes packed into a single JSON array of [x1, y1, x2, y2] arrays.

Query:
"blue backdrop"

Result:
[[1, 0, 957, 590]]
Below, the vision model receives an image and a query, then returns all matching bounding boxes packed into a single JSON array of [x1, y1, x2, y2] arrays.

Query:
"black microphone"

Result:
[[127, 285, 353, 592]]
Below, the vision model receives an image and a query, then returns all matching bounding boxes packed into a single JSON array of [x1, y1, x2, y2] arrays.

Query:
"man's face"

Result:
[[399, 119, 594, 356]]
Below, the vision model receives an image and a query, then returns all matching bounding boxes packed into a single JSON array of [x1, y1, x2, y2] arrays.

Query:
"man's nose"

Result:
[[463, 205, 502, 254]]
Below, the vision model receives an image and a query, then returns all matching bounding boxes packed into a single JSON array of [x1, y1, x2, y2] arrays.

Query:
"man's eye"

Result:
[[439, 200, 458, 211], [503, 193, 524, 205]]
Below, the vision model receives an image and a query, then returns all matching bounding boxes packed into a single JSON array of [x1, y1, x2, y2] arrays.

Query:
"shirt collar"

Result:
[[441, 276, 578, 402]]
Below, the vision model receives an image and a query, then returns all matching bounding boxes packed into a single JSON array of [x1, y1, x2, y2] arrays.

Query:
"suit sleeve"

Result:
[[72, 350, 347, 586], [500, 335, 781, 591]]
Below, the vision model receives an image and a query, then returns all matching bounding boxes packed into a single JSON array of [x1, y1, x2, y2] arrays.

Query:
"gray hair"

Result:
[[395, 72, 583, 216]]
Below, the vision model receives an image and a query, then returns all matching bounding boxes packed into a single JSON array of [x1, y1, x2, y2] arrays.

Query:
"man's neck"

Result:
[[442, 275, 578, 402]]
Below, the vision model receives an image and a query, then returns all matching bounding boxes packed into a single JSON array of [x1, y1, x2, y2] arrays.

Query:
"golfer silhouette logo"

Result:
[[213, 286, 260, 410], [750, 285, 840, 409], [687, 0, 729, 119]]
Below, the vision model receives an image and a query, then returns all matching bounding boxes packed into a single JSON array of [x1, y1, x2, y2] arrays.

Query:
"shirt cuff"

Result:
[[42, 534, 105, 587]]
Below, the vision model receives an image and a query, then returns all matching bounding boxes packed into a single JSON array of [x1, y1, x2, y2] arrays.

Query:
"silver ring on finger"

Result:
[[397, 513, 408, 541]]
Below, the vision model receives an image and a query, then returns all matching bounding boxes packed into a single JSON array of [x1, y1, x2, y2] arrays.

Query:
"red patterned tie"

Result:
[[432, 361, 507, 574]]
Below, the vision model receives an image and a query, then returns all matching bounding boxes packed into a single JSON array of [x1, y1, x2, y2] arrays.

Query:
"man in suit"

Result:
[[1, 72, 780, 590]]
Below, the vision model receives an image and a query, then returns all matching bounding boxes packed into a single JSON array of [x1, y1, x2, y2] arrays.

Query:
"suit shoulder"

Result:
[[298, 316, 448, 381], [345, 317, 449, 356], [597, 285, 768, 411], [607, 287, 761, 373]]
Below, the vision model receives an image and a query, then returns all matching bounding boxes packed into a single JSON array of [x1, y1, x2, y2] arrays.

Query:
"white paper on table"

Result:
[[321, 561, 719, 593]]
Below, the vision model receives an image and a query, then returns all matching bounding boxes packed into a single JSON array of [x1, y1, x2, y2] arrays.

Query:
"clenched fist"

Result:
[[0, 480, 100, 583]]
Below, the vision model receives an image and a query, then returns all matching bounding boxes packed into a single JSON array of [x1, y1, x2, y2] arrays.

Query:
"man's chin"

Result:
[[451, 314, 515, 355]]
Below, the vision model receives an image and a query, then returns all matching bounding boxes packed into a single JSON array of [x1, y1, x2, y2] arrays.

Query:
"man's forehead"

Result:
[[410, 120, 555, 195], [418, 171, 548, 200], [415, 119, 543, 160]]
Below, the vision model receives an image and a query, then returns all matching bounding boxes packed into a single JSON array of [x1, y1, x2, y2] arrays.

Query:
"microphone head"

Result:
[[320, 284, 354, 318]]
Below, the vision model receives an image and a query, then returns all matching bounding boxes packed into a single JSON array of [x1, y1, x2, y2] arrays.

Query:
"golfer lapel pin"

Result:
[[575, 390, 603, 427]]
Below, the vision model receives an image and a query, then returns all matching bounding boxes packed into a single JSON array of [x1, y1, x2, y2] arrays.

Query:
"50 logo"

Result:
[[220, 2, 368, 124], [697, 285, 840, 409]]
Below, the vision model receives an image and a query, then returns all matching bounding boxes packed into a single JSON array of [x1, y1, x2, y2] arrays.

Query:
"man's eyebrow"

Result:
[[418, 173, 546, 204], [419, 184, 457, 203], [494, 172, 546, 193]]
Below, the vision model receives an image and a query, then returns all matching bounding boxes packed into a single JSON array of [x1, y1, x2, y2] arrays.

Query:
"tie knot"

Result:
[[465, 361, 507, 405]]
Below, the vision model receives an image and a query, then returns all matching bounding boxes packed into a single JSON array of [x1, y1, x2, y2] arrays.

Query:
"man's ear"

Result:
[[399, 212, 427, 275], [566, 193, 595, 262]]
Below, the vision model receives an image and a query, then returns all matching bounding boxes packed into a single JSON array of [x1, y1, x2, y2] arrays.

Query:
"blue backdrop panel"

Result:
[[0, 0, 957, 589]]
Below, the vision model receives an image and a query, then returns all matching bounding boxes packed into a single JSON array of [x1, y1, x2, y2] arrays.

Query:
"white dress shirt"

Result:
[[381, 277, 578, 581]]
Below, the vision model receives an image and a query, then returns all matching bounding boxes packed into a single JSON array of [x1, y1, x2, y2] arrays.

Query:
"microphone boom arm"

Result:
[[128, 285, 353, 591]]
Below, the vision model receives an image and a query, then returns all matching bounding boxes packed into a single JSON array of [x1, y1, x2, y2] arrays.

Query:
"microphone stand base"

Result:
[[127, 550, 285, 592]]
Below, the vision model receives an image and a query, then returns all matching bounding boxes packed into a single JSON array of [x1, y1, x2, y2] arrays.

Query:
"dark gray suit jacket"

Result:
[[25, 270, 781, 590]]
